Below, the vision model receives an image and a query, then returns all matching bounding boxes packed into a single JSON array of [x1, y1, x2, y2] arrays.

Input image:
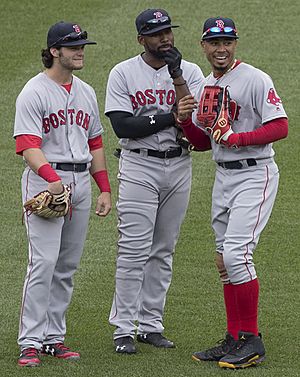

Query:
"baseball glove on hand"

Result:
[[197, 85, 234, 145], [24, 185, 71, 218]]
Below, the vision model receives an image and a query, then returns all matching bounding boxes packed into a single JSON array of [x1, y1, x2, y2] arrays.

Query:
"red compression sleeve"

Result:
[[180, 118, 212, 151], [38, 163, 61, 183], [92, 170, 111, 192], [228, 117, 288, 147], [15, 135, 42, 155], [88, 135, 103, 151]]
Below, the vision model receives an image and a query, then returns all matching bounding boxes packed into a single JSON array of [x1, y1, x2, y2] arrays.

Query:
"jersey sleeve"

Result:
[[182, 61, 205, 97], [105, 65, 134, 115], [252, 71, 287, 124], [13, 87, 44, 138], [88, 87, 104, 139]]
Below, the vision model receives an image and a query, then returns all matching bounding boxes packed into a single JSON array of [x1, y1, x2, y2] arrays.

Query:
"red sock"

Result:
[[223, 283, 240, 340], [234, 279, 259, 336]]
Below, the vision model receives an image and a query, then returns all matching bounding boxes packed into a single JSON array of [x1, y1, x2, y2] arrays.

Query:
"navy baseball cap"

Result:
[[136, 9, 179, 35], [47, 21, 97, 48], [202, 17, 239, 40]]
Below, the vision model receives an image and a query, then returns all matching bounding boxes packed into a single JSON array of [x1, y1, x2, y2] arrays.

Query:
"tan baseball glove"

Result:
[[197, 85, 234, 145], [23, 185, 71, 218]]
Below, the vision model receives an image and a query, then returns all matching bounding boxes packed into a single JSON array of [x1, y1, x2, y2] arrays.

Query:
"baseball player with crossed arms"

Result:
[[105, 8, 204, 353], [14, 21, 111, 367], [174, 17, 288, 369]]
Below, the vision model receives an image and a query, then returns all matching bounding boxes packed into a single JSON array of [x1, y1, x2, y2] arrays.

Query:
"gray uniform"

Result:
[[14, 72, 103, 350], [192, 62, 287, 283], [105, 54, 204, 338]]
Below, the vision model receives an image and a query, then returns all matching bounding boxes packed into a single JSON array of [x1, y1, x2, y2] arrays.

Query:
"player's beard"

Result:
[[58, 51, 84, 71], [213, 64, 228, 74], [148, 46, 168, 60]]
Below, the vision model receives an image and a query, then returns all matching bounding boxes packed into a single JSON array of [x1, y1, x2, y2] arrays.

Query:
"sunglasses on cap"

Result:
[[49, 31, 88, 48], [202, 26, 236, 38], [139, 16, 170, 34]]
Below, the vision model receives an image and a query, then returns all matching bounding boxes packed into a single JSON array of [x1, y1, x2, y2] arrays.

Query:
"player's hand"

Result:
[[163, 47, 182, 79], [177, 95, 197, 122], [48, 180, 64, 194], [95, 192, 112, 217]]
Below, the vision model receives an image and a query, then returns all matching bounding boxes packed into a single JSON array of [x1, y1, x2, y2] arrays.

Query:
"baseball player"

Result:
[[14, 21, 112, 367], [175, 17, 288, 369], [105, 8, 204, 354]]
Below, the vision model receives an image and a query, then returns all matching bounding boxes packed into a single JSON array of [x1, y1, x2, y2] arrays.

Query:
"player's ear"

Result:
[[137, 35, 145, 46], [50, 47, 60, 58]]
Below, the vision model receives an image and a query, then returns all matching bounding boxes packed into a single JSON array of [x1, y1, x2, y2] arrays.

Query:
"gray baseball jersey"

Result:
[[192, 62, 287, 162], [105, 54, 204, 338], [14, 72, 103, 162], [14, 72, 103, 350], [105, 54, 203, 149], [193, 62, 287, 284]]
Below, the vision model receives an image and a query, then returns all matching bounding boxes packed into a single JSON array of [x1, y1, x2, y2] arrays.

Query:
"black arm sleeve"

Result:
[[107, 111, 176, 138]]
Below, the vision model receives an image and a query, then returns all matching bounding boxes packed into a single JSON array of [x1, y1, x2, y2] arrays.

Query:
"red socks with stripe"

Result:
[[223, 279, 259, 340]]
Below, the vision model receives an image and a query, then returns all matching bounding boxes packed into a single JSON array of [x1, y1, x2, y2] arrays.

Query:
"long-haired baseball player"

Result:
[[14, 21, 112, 367], [105, 9, 204, 353], [175, 17, 288, 369]]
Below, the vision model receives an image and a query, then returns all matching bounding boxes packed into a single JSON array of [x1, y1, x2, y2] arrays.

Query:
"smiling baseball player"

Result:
[[175, 17, 288, 369], [14, 21, 111, 367]]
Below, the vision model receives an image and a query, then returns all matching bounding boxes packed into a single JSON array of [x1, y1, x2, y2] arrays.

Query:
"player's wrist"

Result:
[[227, 133, 240, 148], [92, 170, 111, 193], [38, 163, 61, 183], [177, 117, 193, 127]]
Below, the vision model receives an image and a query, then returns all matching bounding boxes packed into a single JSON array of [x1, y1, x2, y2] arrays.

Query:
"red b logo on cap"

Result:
[[216, 19, 225, 28], [73, 24, 81, 33], [153, 11, 163, 19]]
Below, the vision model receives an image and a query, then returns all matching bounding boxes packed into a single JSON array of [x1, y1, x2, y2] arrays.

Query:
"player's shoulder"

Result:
[[238, 62, 270, 80], [109, 55, 140, 73], [17, 72, 47, 98], [181, 59, 204, 79], [72, 75, 95, 93]]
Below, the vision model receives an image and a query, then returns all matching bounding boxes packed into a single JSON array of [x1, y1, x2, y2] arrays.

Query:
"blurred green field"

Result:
[[0, 0, 299, 376]]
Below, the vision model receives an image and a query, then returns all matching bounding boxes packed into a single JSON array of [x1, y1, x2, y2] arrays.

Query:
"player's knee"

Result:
[[215, 252, 230, 284], [222, 252, 256, 284]]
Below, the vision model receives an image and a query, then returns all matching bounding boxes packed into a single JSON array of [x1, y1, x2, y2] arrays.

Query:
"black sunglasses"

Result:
[[49, 31, 88, 48]]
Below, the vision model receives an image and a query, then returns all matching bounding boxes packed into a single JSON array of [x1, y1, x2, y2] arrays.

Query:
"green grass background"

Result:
[[0, 0, 299, 376]]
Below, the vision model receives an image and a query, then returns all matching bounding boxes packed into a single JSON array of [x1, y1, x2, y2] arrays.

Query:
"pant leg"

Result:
[[138, 156, 192, 334], [43, 171, 91, 344], [109, 152, 160, 339], [213, 162, 279, 284], [18, 169, 64, 350]]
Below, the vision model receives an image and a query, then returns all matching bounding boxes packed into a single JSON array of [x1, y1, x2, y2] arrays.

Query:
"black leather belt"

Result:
[[217, 159, 257, 169], [131, 147, 182, 159], [51, 163, 88, 172]]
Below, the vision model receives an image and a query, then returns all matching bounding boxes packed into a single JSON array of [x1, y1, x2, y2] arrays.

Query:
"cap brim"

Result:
[[58, 39, 97, 47], [140, 24, 179, 35], [202, 34, 238, 41]]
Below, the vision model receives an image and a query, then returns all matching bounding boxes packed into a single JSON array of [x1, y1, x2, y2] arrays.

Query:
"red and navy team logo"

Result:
[[215, 19, 225, 28], [73, 24, 81, 33], [153, 11, 163, 19], [267, 88, 282, 109]]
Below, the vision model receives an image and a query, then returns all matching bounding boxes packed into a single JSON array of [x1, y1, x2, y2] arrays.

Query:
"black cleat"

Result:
[[114, 336, 136, 354], [41, 343, 80, 359], [137, 333, 175, 348], [192, 333, 237, 361], [218, 331, 266, 369]]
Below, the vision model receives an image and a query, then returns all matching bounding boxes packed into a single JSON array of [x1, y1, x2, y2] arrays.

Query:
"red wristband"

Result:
[[92, 170, 111, 192], [37, 163, 61, 183]]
